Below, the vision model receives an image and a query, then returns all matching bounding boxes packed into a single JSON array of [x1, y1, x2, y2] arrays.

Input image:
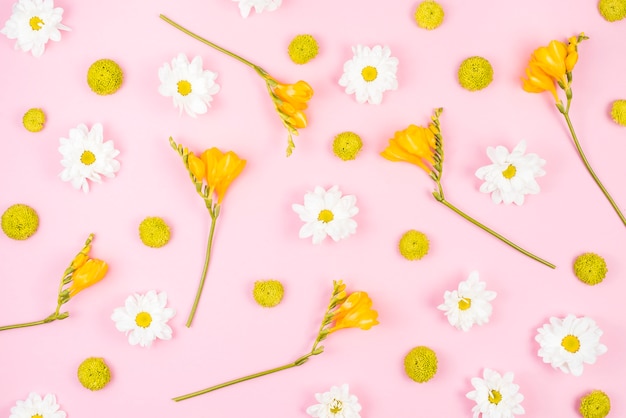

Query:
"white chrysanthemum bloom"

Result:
[[338, 45, 398, 105], [111, 290, 175, 348], [1, 0, 70, 57], [475, 140, 546, 205], [232, 0, 282, 18], [158, 53, 220, 117], [535, 314, 607, 376], [306, 384, 362, 418], [9, 392, 66, 418], [466, 368, 525, 418], [58, 123, 120, 193], [437, 270, 497, 332], [292, 185, 359, 244]]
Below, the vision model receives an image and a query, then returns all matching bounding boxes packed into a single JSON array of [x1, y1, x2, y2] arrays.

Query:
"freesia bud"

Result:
[[68, 258, 108, 297], [328, 291, 379, 333]]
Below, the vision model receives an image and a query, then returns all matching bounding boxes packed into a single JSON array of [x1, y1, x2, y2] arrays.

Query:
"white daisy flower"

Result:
[[535, 314, 607, 376], [475, 140, 546, 205], [232, 0, 282, 18], [158, 53, 220, 117], [466, 368, 525, 418], [292, 185, 359, 244], [111, 290, 175, 348], [58, 123, 120, 193], [437, 270, 496, 332], [306, 384, 362, 418], [1, 0, 70, 57], [338, 44, 398, 105], [9, 392, 66, 418]]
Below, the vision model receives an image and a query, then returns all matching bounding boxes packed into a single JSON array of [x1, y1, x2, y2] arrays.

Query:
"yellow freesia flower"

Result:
[[0, 234, 107, 332], [172, 280, 378, 401], [160, 15, 313, 157], [68, 259, 108, 297], [328, 291, 379, 333], [381, 123, 437, 175], [531, 40, 568, 83], [170, 138, 246, 327], [522, 62, 559, 102], [522, 33, 626, 227], [381, 108, 555, 268]]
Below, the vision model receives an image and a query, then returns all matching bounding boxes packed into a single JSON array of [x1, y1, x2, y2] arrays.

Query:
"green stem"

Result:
[[0, 318, 51, 331], [186, 208, 219, 328], [172, 351, 316, 401], [438, 198, 556, 269], [159, 14, 267, 78], [561, 109, 626, 227]]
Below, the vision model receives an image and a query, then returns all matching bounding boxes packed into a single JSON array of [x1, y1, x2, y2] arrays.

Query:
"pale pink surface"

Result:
[[1, 0, 625, 417]]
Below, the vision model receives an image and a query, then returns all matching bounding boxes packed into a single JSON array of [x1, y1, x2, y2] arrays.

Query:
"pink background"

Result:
[[1, 0, 626, 416]]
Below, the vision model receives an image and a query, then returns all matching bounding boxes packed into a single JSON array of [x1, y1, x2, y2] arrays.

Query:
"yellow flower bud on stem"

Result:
[[172, 281, 377, 401], [0, 234, 106, 332]]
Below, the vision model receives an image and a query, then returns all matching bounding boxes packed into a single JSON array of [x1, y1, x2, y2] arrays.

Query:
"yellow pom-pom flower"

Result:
[[579, 390, 611, 418], [332, 131, 363, 161], [1, 204, 39, 240], [458, 56, 493, 91], [404, 346, 438, 383], [598, 0, 626, 22], [253, 280, 284, 307], [610, 99, 626, 126], [77, 357, 111, 391], [288, 34, 319, 65], [87, 59, 124, 95], [574, 252, 607, 285], [414, 1, 445, 30], [138, 217, 171, 248], [399, 230, 429, 260], [22, 108, 46, 132]]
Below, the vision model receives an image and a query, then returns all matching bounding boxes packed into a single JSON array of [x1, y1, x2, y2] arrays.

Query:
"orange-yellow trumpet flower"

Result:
[[170, 138, 246, 327]]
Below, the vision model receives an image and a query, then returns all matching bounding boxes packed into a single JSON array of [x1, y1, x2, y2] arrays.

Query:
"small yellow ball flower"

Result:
[[399, 230, 429, 260], [1, 204, 39, 240], [332, 131, 363, 161], [87, 59, 124, 95], [414, 1, 445, 30], [22, 108, 46, 132], [598, 0, 626, 22], [573, 253, 607, 285], [77, 357, 111, 391], [253, 280, 284, 308], [404, 346, 438, 383], [610, 99, 626, 126], [458, 56, 494, 91], [579, 390, 611, 418], [138, 217, 171, 248], [288, 34, 319, 65]]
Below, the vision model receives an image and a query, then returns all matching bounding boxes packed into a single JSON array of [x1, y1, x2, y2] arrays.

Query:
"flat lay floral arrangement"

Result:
[[1, 0, 625, 417]]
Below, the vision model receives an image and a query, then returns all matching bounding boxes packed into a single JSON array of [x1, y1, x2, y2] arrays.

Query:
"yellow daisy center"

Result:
[[488, 389, 502, 405], [329, 399, 343, 414], [80, 150, 96, 165], [177, 80, 192, 96], [135, 311, 152, 328], [502, 164, 517, 179], [29, 16, 44, 31], [318, 209, 334, 223], [361, 66, 378, 82], [458, 297, 472, 311], [561, 334, 581, 353], [33, 415, 44, 418]]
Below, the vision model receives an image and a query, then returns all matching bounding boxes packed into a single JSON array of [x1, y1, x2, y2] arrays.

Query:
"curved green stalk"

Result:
[[186, 207, 219, 328], [438, 198, 556, 269], [172, 350, 320, 401], [559, 102, 626, 227], [159, 14, 267, 79]]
